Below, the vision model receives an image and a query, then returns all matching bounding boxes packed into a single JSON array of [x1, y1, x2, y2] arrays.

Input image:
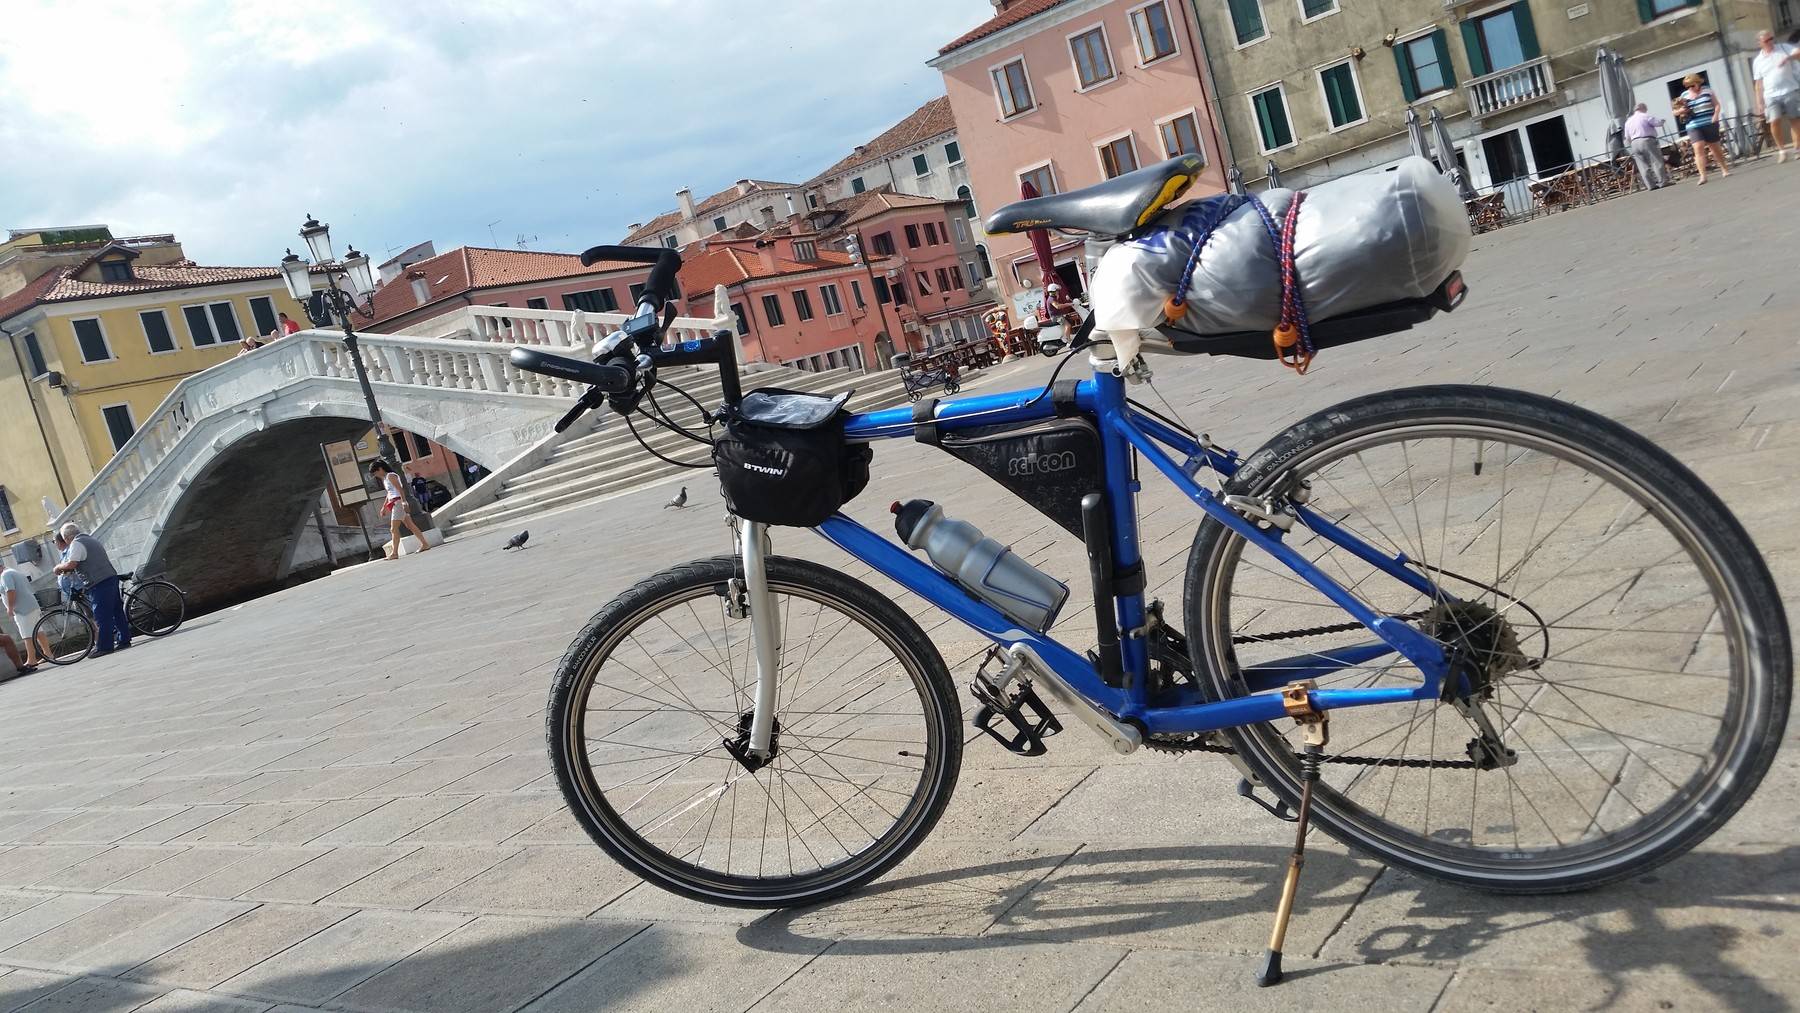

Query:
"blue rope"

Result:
[[1169, 195, 1244, 309]]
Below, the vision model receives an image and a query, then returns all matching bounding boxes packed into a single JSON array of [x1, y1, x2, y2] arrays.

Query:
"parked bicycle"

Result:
[[34, 573, 187, 666], [508, 157, 1788, 986]]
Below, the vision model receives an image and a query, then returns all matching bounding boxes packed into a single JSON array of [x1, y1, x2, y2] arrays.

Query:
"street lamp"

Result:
[[279, 215, 432, 538]]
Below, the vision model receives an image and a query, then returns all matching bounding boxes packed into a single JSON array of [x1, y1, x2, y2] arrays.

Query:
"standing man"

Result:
[[53, 523, 130, 656], [1754, 29, 1800, 162], [0, 562, 47, 670], [1625, 103, 1670, 190]]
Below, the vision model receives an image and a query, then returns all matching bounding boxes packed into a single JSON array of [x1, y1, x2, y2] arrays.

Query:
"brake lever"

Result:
[[554, 387, 605, 433]]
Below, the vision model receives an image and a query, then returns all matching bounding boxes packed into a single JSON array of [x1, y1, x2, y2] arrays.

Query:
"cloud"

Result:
[[0, 0, 985, 264]]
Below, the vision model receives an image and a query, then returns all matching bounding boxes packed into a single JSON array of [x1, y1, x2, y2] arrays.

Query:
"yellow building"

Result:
[[0, 233, 308, 554]]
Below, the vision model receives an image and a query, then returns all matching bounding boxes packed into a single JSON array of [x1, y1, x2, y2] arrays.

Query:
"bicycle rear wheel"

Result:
[[127, 580, 186, 637], [1185, 385, 1789, 893], [546, 554, 963, 907], [33, 608, 96, 666]]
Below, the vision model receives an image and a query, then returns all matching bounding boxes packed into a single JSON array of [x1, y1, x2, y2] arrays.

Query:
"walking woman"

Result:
[[1682, 74, 1730, 184], [370, 460, 431, 559]]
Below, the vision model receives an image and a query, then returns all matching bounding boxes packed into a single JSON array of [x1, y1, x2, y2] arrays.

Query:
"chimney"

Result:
[[736, 179, 754, 196], [627, 222, 642, 233], [784, 194, 797, 219], [755, 239, 778, 273], [760, 205, 777, 227], [676, 188, 696, 221], [407, 271, 430, 306]]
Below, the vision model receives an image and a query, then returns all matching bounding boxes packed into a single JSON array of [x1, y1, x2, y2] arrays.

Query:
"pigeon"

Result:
[[502, 530, 530, 551], [665, 486, 688, 509]]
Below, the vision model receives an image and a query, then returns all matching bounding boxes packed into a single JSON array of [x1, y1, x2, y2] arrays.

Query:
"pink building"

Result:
[[360, 246, 655, 334], [931, 0, 1229, 313]]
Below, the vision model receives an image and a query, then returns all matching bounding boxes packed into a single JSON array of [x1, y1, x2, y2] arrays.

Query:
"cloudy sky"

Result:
[[0, 0, 985, 266]]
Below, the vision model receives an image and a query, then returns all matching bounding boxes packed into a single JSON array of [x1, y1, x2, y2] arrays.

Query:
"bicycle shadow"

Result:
[[738, 842, 1800, 1011]]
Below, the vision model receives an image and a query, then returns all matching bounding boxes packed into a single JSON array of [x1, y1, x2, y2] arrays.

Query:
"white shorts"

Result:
[[9, 612, 38, 637]]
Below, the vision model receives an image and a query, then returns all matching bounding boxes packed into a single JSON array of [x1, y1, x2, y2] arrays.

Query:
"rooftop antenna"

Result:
[[486, 220, 503, 247], [515, 233, 537, 250]]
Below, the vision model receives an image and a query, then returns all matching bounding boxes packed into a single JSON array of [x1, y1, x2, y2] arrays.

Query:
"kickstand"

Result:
[[1256, 702, 1328, 987]]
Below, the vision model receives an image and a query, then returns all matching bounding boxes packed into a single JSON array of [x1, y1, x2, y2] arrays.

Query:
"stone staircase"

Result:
[[438, 363, 909, 536]]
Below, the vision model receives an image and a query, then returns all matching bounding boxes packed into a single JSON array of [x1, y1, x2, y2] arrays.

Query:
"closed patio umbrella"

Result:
[[1265, 160, 1282, 188], [1596, 46, 1633, 160], [1227, 165, 1246, 195], [1019, 179, 1075, 327], [1407, 107, 1433, 163], [1430, 106, 1477, 199]]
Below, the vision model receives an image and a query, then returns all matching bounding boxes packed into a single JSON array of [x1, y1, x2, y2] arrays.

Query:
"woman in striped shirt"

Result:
[[1682, 74, 1730, 185]]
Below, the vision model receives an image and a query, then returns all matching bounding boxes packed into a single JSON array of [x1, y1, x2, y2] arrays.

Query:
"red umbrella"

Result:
[[1020, 180, 1077, 328]]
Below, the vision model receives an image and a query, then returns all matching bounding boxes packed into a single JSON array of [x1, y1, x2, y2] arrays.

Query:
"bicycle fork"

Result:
[[739, 520, 782, 760]]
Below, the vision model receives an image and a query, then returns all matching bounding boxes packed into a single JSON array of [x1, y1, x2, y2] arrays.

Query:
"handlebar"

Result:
[[508, 347, 633, 392], [578, 245, 682, 314]]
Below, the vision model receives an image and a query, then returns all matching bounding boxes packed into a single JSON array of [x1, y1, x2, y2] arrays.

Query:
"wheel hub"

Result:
[[1426, 600, 1530, 700], [722, 711, 780, 773]]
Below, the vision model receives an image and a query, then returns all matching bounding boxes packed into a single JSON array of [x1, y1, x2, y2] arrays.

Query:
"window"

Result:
[[935, 268, 951, 292], [992, 57, 1035, 118], [1461, 2, 1539, 77], [871, 232, 896, 256], [98, 260, 133, 283], [1318, 61, 1365, 129], [958, 184, 976, 218], [1250, 84, 1295, 152], [904, 224, 921, 248], [20, 332, 46, 378], [1069, 26, 1115, 89], [851, 177, 867, 194], [913, 153, 930, 176], [976, 245, 992, 278], [1641, 0, 1700, 19], [761, 294, 786, 326], [731, 302, 750, 335], [850, 279, 865, 308], [1227, 0, 1265, 45], [629, 284, 647, 304], [821, 284, 844, 315], [562, 288, 618, 313], [793, 240, 817, 262], [1395, 31, 1454, 102], [0, 488, 14, 534], [208, 303, 243, 347], [712, 216, 728, 233], [1098, 134, 1139, 178], [952, 215, 971, 244], [140, 310, 175, 354], [950, 265, 965, 290], [1128, 2, 1178, 63], [526, 297, 549, 310], [1300, 0, 1337, 20], [662, 235, 679, 249], [1019, 163, 1057, 197], [892, 279, 908, 305], [1158, 111, 1204, 157], [101, 404, 136, 452], [873, 276, 892, 303], [945, 141, 962, 165], [72, 318, 111, 363], [924, 222, 940, 245], [248, 295, 279, 337], [792, 289, 814, 321], [967, 260, 982, 285]]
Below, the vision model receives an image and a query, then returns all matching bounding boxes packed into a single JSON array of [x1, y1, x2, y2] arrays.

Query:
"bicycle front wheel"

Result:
[[127, 580, 186, 637], [33, 608, 96, 666], [1185, 385, 1790, 893], [546, 554, 963, 908]]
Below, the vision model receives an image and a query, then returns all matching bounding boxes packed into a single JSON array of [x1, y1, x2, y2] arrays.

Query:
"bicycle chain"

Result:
[[1231, 610, 1432, 645], [1145, 735, 1480, 768]]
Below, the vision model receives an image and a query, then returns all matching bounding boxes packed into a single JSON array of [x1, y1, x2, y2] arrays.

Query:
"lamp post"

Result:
[[279, 214, 431, 534], [846, 231, 903, 368]]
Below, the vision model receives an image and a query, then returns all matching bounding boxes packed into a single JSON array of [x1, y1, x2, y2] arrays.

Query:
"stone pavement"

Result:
[[0, 164, 1797, 1013]]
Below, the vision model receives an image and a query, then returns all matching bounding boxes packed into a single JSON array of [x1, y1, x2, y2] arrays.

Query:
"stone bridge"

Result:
[[53, 293, 734, 610]]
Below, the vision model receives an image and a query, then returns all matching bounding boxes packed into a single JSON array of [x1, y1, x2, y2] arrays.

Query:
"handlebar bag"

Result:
[[714, 388, 872, 527]]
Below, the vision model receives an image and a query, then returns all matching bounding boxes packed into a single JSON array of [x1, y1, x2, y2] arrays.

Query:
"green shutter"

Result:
[[1395, 41, 1419, 102], [1229, 0, 1263, 44], [1432, 30, 1456, 87], [1513, 1, 1540, 60], [1636, 0, 1655, 18], [1461, 19, 1488, 77]]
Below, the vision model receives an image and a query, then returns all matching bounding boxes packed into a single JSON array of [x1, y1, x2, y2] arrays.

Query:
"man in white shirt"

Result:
[[1753, 29, 1800, 161], [0, 565, 45, 669]]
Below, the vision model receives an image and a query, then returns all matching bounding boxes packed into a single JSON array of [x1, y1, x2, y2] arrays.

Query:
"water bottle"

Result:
[[892, 499, 1068, 631]]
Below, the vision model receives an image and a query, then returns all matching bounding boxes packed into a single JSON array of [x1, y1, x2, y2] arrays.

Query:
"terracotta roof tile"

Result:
[[0, 268, 66, 324], [939, 0, 1071, 55], [622, 180, 801, 245], [362, 246, 645, 327], [677, 246, 859, 293], [0, 263, 289, 324], [809, 97, 958, 184]]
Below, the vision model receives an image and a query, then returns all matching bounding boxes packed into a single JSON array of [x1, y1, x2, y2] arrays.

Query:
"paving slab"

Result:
[[519, 922, 828, 1013], [750, 935, 1126, 1012], [1434, 965, 1798, 1012], [12, 975, 163, 1012], [320, 847, 519, 910], [177, 849, 326, 900], [0, 969, 74, 1012], [307, 798, 471, 847], [424, 845, 640, 918], [31, 847, 183, 891], [126, 905, 352, 989], [334, 915, 643, 1013], [214, 909, 469, 1004], [107, 849, 258, 895], [131, 988, 275, 1012], [239, 847, 414, 904], [1069, 947, 1452, 1011]]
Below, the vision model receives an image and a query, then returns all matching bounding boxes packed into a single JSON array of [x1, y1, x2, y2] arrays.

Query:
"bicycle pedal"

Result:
[[1237, 778, 1297, 823], [972, 682, 1062, 756]]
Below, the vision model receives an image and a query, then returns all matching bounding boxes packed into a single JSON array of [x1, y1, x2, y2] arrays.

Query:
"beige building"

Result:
[[1193, 0, 1776, 201]]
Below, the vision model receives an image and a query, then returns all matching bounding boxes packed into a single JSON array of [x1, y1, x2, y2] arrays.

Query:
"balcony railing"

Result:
[[1465, 56, 1556, 119]]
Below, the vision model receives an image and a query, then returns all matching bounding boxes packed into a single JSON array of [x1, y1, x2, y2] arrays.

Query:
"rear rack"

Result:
[[1161, 271, 1467, 360]]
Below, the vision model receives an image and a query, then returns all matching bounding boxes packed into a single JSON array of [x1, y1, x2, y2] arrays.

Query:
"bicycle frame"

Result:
[[795, 362, 1455, 740]]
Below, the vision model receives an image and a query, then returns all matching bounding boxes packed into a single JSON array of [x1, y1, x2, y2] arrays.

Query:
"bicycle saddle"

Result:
[[984, 154, 1204, 238]]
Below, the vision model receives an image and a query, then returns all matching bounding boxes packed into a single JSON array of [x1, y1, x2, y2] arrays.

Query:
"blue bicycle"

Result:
[[514, 160, 1788, 981]]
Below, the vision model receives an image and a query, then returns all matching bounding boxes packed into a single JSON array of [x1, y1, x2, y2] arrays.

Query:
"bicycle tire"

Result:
[[33, 608, 96, 666], [1184, 385, 1789, 894], [546, 554, 963, 908], [126, 580, 186, 637]]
